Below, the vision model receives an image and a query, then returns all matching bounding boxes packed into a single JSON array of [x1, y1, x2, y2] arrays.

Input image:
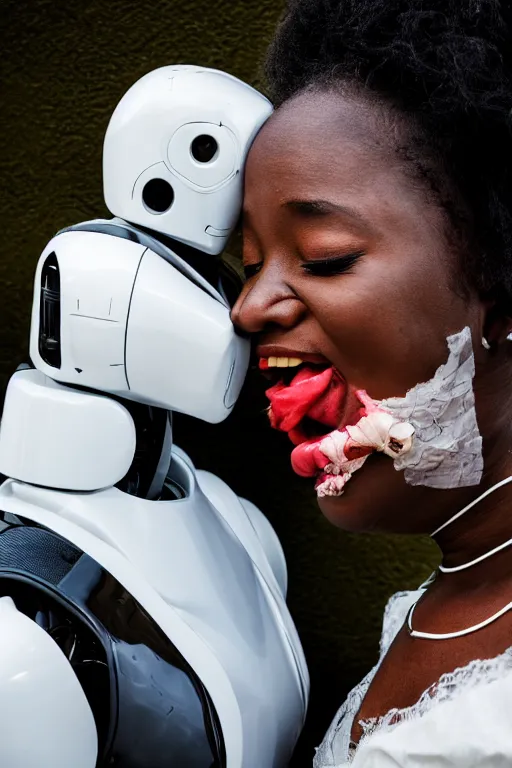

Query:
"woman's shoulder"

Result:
[[352, 575, 512, 764], [352, 649, 512, 766], [314, 576, 512, 767]]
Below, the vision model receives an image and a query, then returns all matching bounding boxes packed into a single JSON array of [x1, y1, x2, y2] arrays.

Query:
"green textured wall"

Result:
[[0, 1, 437, 763]]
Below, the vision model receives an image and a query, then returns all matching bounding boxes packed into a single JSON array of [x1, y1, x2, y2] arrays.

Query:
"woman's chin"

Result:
[[315, 453, 418, 533], [317, 485, 381, 533]]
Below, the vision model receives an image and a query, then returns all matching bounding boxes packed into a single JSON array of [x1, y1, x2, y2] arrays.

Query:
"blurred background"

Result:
[[0, 1, 437, 763]]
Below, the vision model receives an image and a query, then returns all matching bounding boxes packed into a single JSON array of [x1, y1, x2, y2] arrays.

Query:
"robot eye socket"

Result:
[[142, 178, 175, 213], [190, 134, 218, 163]]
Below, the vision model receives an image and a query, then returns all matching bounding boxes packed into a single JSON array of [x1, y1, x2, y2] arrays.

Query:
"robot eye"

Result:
[[142, 178, 175, 213], [190, 134, 218, 163]]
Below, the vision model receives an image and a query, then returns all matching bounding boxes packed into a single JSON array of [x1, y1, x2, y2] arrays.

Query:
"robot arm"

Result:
[[0, 596, 97, 768]]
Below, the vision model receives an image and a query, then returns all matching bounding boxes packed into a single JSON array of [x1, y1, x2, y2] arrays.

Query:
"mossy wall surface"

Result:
[[0, 1, 437, 763]]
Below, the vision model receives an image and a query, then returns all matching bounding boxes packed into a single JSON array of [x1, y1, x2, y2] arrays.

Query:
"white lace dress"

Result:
[[314, 584, 512, 767]]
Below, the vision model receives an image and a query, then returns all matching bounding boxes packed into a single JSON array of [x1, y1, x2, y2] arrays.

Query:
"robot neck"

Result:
[[129, 222, 221, 290], [115, 399, 174, 499], [128, 220, 243, 308]]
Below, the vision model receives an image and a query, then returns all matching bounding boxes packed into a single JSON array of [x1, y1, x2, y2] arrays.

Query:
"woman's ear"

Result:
[[482, 291, 512, 347]]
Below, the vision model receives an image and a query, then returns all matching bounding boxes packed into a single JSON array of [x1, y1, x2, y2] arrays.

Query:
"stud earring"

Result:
[[482, 337, 491, 350]]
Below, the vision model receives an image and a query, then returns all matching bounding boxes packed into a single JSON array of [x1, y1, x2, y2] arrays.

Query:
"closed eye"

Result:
[[301, 251, 364, 277], [243, 262, 263, 279]]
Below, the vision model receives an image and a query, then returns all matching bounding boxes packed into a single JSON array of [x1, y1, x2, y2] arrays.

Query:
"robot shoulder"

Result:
[[196, 469, 288, 597]]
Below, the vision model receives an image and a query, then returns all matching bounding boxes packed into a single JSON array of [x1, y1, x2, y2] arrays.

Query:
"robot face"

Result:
[[166, 122, 238, 191], [103, 66, 273, 255]]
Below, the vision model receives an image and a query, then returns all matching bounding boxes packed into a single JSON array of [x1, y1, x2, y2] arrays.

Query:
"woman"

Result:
[[231, 1, 512, 764]]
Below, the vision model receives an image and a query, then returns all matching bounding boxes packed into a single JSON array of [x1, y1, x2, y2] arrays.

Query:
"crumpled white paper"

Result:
[[382, 326, 483, 488]]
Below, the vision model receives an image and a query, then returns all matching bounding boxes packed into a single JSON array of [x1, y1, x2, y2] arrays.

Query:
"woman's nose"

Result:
[[230, 270, 306, 334]]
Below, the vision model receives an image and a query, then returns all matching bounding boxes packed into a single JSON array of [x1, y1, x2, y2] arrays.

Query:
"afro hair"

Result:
[[265, 0, 512, 306]]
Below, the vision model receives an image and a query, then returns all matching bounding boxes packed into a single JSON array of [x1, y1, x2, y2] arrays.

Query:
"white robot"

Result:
[[0, 66, 309, 767]]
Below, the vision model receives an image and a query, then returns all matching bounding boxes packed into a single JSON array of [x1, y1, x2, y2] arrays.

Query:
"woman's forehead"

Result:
[[247, 90, 405, 188], [242, 90, 453, 253], [244, 91, 424, 222], [253, 89, 396, 152]]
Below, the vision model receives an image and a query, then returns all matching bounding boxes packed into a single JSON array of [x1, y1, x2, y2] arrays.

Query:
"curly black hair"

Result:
[[265, 0, 512, 307]]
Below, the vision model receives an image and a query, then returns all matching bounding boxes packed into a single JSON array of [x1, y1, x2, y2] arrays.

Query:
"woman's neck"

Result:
[[433, 461, 512, 591]]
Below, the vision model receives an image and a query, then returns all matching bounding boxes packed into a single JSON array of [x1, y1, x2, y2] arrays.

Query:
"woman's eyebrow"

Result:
[[242, 198, 375, 236], [283, 198, 366, 223], [283, 198, 378, 238]]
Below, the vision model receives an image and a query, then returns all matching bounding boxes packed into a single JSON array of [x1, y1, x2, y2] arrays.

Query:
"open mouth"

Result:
[[258, 353, 416, 497], [258, 355, 359, 446]]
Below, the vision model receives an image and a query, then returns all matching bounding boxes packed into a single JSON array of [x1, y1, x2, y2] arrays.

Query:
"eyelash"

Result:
[[243, 262, 263, 279], [301, 251, 364, 276], [243, 251, 364, 280]]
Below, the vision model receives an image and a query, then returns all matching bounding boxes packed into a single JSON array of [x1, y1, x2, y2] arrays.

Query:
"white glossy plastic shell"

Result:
[[29, 229, 249, 422], [103, 65, 273, 254], [0, 596, 98, 768], [0, 448, 309, 767], [125, 248, 249, 420], [31, 230, 144, 393], [0, 369, 136, 490]]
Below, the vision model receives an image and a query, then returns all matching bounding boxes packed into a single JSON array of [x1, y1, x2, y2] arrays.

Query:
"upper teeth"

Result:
[[267, 356, 303, 368]]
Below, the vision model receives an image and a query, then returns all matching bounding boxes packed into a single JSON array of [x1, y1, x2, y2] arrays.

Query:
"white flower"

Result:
[[345, 408, 414, 458], [315, 474, 350, 497]]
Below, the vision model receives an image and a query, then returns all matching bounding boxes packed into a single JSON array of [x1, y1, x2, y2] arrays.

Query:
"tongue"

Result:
[[265, 365, 415, 497], [266, 366, 347, 446]]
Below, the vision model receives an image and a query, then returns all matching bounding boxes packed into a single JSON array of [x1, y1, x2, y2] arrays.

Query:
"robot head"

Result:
[[103, 65, 273, 255], [28, 66, 274, 423]]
